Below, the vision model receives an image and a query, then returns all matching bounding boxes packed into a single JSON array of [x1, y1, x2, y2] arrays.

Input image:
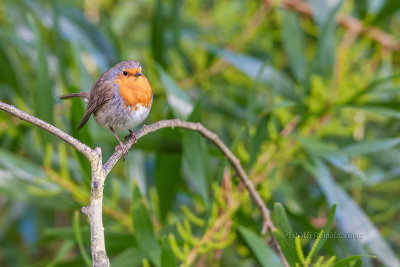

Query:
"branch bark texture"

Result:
[[0, 101, 288, 267]]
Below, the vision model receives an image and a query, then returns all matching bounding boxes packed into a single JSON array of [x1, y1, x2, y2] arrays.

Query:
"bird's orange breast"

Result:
[[115, 74, 152, 110]]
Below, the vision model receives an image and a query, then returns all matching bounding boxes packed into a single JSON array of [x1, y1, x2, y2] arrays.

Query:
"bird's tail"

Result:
[[59, 92, 90, 100]]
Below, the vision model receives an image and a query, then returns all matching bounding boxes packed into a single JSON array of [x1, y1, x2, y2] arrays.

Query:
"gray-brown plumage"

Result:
[[59, 60, 153, 159]]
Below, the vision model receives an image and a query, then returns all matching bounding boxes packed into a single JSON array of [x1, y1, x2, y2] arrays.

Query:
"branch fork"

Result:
[[0, 101, 288, 267]]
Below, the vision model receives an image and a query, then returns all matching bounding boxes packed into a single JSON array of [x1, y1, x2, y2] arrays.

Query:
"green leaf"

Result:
[[237, 225, 283, 267], [44, 227, 137, 253], [375, 0, 400, 23], [45, 227, 89, 243], [354, 0, 368, 17], [324, 155, 366, 180], [69, 44, 94, 148], [157, 65, 193, 120], [310, 1, 342, 76], [27, 14, 54, 144], [0, 150, 77, 210], [181, 103, 209, 206], [340, 138, 400, 157], [182, 130, 209, 204], [69, 87, 92, 186], [305, 204, 336, 262], [58, 7, 116, 67], [45, 240, 75, 267], [151, 0, 166, 67], [273, 203, 298, 266], [132, 184, 161, 267], [306, 160, 400, 267], [333, 255, 376, 267], [205, 45, 300, 102], [249, 114, 269, 168], [340, 74, 400, 105], [309, 0, 341, 24], [274, 203, 294, 237], [60, 44, 95, 186], [155, 152, 181, 222], [297, 136, 336, 157], [161, 238, 177, 267], [298, 137, 366, 179], [344, 105, 400, 119], [281, 10, 306, 82], [73, 211, 92, 267], [0, 39, 23, 96], [111, 247, 146, 267]]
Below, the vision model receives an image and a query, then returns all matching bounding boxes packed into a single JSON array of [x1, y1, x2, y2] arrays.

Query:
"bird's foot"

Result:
[[124, 129, 137, 151], [110, 127, 129, 161], [115, 141, 129, 161]]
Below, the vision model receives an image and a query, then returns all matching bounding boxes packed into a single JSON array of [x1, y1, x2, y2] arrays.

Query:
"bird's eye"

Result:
[[123, 71, 128, 76]]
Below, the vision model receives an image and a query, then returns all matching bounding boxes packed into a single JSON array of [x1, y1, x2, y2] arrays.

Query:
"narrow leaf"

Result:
[[306, 204, 336, 262], [307, 160, 400, 267], [45, 240, 75, 267], [111, 247, 146, 267], [340, 138, 400, 157], [151, 0, 166, 67], [310, 1, 342, 76], [274, 203, 294, 236], [273, 203, 298, 266], [161, 238, 177, 267], [206, 45, 300, 102], [73, 211, 92, 267], [375, 0, 400, 23], [157, 65, 193, 120], [132, 184, 161, 267], [281, 10, 306, 82], [181, 103, 209, 206], [237, 225, 283, 267], [344, 105, 400, 119], [333, 255, 376, 267], [28, 14, 54, 144], [249, 114, 269, 168], [155, 152, 181, 222]]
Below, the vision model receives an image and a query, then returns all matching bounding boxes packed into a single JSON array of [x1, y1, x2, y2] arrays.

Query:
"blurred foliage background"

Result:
[[0, 0, 400, 266]]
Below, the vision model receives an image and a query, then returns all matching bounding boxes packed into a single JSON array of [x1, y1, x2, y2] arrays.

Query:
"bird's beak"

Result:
[[134, 72, 143, 77]]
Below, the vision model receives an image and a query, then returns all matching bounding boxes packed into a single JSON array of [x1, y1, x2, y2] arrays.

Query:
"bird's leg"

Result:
[[124, 129, 137, 151], [110, 127, 128, 160]]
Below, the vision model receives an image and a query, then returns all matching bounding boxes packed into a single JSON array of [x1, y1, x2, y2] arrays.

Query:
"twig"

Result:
[[104, 119, 275, 232], [81, 148, 109, 267], [0, 101, 109, 267], [104, 119, 289, 267], [0, 102, 289, 267], [0, 101, 95, 160]]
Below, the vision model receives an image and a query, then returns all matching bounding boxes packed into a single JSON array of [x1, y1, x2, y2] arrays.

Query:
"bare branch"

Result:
[[0, 101, 95, 161], [1, 101, 288, 266], [103, 119, 288, 266], [104, 119, 273, 230], [82, 147, 109, 267], [0, 101, 109, 266]]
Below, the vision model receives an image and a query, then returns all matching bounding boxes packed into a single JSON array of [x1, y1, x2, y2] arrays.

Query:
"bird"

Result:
[[60, 60, 153, 159]]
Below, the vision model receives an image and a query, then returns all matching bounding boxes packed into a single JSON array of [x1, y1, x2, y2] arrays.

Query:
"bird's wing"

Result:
[[78, 82, 116, 130]]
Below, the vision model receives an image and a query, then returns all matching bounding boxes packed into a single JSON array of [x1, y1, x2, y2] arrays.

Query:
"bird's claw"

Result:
[[115, 143, 129, 161], [124, 129, 137, 151]]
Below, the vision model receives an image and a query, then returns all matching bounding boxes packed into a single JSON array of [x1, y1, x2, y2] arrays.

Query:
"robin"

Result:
[[60, 60, 153, 159]]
